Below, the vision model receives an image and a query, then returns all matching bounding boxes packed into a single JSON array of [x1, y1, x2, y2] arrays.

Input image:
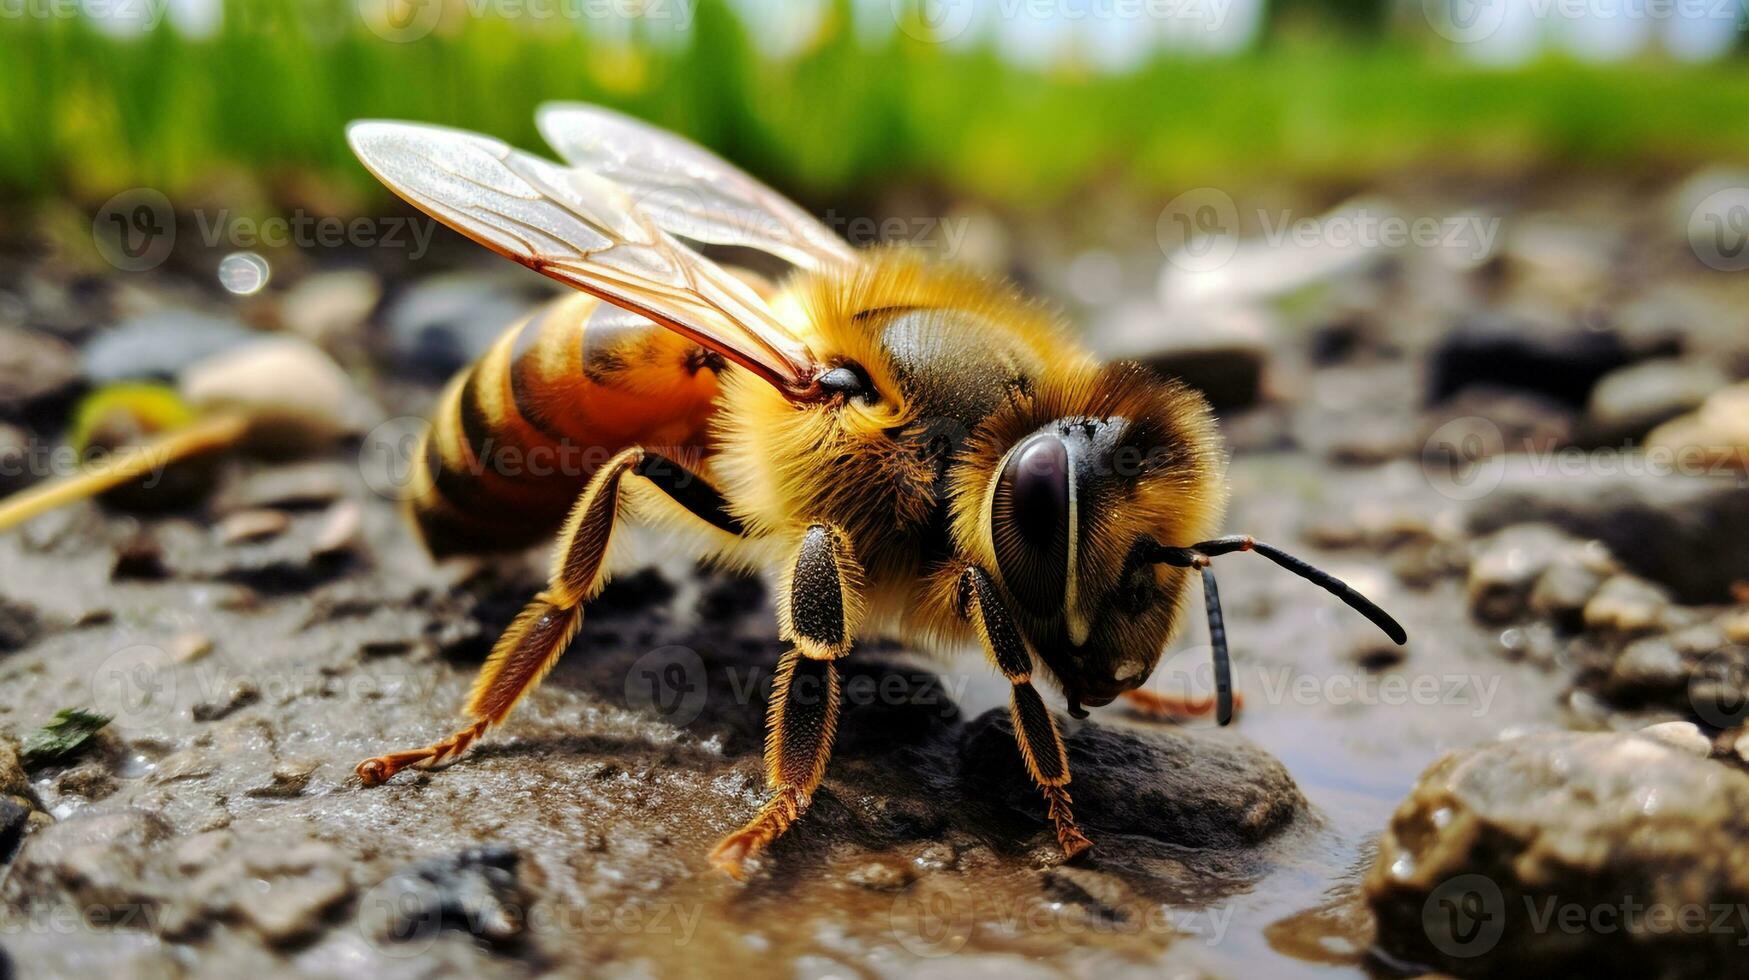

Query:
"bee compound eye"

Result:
[[992, 431, 1071, 613]]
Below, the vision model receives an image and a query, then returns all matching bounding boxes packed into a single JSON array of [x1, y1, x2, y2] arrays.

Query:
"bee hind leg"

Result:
[[711, 523, 861, 878], [357, 447, 742, 787], [959, 566, 1093, 860]]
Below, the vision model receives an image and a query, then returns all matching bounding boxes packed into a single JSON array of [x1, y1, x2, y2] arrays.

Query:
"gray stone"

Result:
[[1367, 731, 1749, 977]]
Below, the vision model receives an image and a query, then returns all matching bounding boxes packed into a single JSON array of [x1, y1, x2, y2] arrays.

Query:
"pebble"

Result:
[[1367, 730, 1749, 976], [312, 501, 362, 558], [0, 324, 80, 418], [1092, 302, 1272, 411], [1722, 608, 1749, 645], [82, 310, 254, 384], [111, 531, 169, 581], [279, 269, 380, 349], [1586, 357, 1726, 444], [1582, 574, 1671, 634], [0, 598, 42, 653], [170, 632, 214, 664], [191, 681, 260, 723], [216, 463, 346, 512], [1648, 381, 1749, 475], [217, 508, 290, 545], [1637, 721, 1712, 757], [1466, 524, 1588, 624], [361, 845, 528, 947], [1736, 730, 1749, 764], [246, 761, 318, 799], [179, 337, 364, 455], [845, 859, 916, 891]]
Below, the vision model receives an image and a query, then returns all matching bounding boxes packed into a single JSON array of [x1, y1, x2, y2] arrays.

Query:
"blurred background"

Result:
[[3, 2, 1749, 978]]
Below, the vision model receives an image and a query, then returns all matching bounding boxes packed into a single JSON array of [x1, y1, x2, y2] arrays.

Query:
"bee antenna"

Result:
[[1144, 534, 1408, 727]]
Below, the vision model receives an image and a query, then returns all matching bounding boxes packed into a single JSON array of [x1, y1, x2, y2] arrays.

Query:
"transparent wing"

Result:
[[347, 120, 821, 396], [536, 102, 856, 273]]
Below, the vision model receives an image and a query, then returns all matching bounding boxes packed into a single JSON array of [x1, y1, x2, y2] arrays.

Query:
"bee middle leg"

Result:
[[355, 447, 742, 786], [960, 565, 1093, 860], [710, 523, 862, 878]]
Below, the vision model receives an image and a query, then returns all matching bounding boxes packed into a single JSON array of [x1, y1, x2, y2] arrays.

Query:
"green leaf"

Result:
[[20, 708, 112, 769]]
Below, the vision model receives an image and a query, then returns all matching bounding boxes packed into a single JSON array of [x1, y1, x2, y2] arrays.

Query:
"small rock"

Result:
[[1648, 380, 1749, 475], [280, 269, 380, 348], [246, 760, 318, 799], [82, 311, 254, 384], [361, 845, 528, 948], [170, 632, 213, 664], [1736, 730, 1749, 764], [1583, 574, 1671, 634], [1367, 731, 1749, 977], [111, 531, 169, 581], [54, 762, 118, 800], [0, 598, 42, 653], [1604, 634, 1689, 702], [845, 860, 916, 891], [1527, 559, 1606, 631], [216, 462, 346, 512], [1466, 525, 1591, 624], [217, 508, 290, 545], [1586, 358, 1727, 444], [312, 500, 363, 558], [191, 681, 259, 722], [960, 709, 1303, 849], [1722, 608, 1749, 645], [0, 324, 80, 420], [1093, 302, 1271, 411], [1637, 721, 1711, 757], [180, 337, 364, 455]]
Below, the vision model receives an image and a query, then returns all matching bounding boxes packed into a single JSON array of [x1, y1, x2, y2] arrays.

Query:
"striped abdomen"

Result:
[[407, 293, 723, 556]]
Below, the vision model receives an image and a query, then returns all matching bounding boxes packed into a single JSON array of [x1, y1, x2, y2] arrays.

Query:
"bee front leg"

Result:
[[711, 523, 862, 878], [356, 447, 740, 786], [959, 566, 1093, 860]]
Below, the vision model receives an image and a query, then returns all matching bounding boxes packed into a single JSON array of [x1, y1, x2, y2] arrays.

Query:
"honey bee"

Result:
[[345, 105, 1407, 877]]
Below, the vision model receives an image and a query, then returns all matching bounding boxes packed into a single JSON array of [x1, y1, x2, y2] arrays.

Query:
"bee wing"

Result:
[[347, 120, 821, 396], [536, 102, 856, 273]]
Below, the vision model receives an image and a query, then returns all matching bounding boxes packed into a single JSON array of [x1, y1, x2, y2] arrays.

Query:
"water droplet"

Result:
[[218, 251, 270, 296]]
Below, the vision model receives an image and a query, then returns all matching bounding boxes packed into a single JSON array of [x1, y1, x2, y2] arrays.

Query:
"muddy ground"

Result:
[[2, 172, 1749, 978]]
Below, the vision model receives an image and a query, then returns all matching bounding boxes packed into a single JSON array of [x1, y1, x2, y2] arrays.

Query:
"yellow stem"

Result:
[[0, 413, 250, 532]]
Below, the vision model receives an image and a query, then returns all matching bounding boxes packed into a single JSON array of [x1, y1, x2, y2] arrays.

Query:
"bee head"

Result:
[[970, 364, 1227, 714]]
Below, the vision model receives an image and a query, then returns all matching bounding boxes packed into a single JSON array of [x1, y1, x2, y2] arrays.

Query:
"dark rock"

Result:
[[81, 311, 254, 383], [362, 845, 528, 949], [1366, 731, 1749, 978], [1092, 302, 1271, 411], [111, 531, 170, 581], [0, 598, 41, 653], [1429, 312, 1677, 408], [959, 710, 1303, 849], [0, 796, 32, 864], [384, 272, 549, 381]]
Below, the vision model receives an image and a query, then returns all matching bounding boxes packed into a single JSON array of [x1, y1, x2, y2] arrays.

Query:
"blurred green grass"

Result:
[[5, 0, 1749, 210]]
